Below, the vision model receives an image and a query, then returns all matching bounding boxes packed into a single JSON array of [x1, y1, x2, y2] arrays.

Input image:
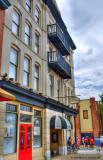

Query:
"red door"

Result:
[[19, 124, 32, 160]]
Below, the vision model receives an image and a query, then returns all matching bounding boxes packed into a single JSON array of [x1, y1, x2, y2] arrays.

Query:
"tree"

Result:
[[99, 94, 103, 113]]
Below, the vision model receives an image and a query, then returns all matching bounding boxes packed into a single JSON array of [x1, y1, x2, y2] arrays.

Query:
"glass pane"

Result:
[[34, 110, 41, 117], [35, 8, 39, 18], [25, 23, 30, 35], [27, 127, 31, 148], [35, 34, 39, 44], [20, 126, 24, 150], [13, 9, 19, 25], [20, 105, 31, 112], [20, 115, 31, 122], [3, 113, 17, 155], [9, 63, 16, 80], [35, 45, 37, 53], [10, 48, 18, 65], [23, 72, 29, 86], [12, 22, 18, 35], [25, 34, 30, 46], [24, 57, 29, 72], [26, 0, 31, 7], [34, 78, 38, 91]]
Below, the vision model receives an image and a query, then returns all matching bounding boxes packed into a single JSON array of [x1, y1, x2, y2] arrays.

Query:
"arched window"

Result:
[[12, 7, 21, 36], [35, 6, 40, 24], [26, 0, 31, 13], [49, 74, 53, 97], [35, 31, 40, 54], [34, 64, 39, 91], [23, 55, 30, 87], [25, 20, 31, 46], [9, 45, 20, 81]]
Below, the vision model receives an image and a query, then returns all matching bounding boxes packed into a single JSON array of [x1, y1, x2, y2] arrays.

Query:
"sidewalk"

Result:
[[51, 148, 103, 160]]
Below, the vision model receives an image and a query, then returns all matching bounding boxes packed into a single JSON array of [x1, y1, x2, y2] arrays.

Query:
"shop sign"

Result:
[[34, 127, 40, 136], [69, 97, 80, 104]]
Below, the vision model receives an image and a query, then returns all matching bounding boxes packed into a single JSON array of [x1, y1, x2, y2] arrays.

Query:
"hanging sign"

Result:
[[69, 97, 80, 104]]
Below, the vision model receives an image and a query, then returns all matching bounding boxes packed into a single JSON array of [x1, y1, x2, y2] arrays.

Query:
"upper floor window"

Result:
[[23, 57, 30, 86], [26, 0, 31, 13], [35, 33, 39, 54], [49, 75, 53, 97], [12, 9, 20, 36], [57, 80, 59, 101], [83, 110, 88, 119], [34, 64, 39, 91], [64, 86, 67, 104], [35, 7, 40, 24], [9, 47, 18, 81], [25, 22, 31, 46]]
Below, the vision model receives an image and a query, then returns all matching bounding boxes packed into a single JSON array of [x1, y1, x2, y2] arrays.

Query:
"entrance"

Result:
[[19, 124, 32, 160]]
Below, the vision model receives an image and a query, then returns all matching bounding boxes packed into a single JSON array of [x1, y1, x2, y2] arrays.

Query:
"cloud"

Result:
[[56, 0, 103, 100]]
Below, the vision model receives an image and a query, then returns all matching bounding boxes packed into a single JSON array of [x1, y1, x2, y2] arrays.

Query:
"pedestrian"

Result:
[[77, 137, 80, 150], [82, 136, 84, 147], [84, 137, 88, 148], [95, 136, 101, 154], [68, 137, 72, 153], [90, 137, 94, 149], [100, 136, 103, 151]]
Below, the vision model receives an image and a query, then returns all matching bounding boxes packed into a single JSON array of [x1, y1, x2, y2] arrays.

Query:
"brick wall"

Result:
[[0, 8, 5, 74], [90, 98, 99, 139], [76, 103, 81, 142]]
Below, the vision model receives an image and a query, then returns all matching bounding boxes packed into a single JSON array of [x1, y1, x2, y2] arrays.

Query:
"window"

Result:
[[83, 110, 88, 119], [35, 7, 39, 24], [57, 80, 59, 101], [9, 47, 18, 81], [33, 110, 42, 148], [12, 9, 20, 36], [20, 104, 31, 112], [23, 57, 30, 86], [20, 115, 31, 122], [49, 75, 53, 97], [35, 33, 39, 54], [25, 22, 31, 46], [3, 104, 17, 155], [34, 65, 39, 91], [65, 86, 67, 104], [68, 88, 70, 103], [26, 0, 31, 13]]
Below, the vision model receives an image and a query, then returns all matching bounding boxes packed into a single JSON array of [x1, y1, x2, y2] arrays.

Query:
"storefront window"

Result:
[[20, 114, 31, 122], [33, 110, 42, 148], [20, 104, 31, 112], [3, 104, 17, 155]]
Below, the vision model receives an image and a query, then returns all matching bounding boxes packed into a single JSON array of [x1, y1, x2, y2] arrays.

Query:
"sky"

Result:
[[56, 0, 103, 101]]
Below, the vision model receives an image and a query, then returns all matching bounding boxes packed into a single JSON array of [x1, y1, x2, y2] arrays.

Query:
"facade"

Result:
[[76, 98, 100, 144], [0, 0, 77, 160]]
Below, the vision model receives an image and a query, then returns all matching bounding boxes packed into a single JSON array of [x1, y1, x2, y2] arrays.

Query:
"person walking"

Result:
[[95, 136, 101, 154], [77, 137, 80, 150], [68, 137, 72, 153], [82, 136, 84, 147], [84, 137, 88, 148], [90, 137, 94, 149], [100, 136, 103, 151]]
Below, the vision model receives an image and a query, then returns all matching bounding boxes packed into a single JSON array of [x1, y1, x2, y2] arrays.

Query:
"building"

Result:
[[76, 98, 101, 144], [0, 0, 77, 160]]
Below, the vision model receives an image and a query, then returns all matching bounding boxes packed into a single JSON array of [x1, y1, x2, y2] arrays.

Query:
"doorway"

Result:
[[19, 124, 32, 160]]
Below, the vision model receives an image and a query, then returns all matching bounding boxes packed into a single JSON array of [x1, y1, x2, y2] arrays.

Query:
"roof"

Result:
[[0, 0, 11, 10], [42, 0, 76, 50]]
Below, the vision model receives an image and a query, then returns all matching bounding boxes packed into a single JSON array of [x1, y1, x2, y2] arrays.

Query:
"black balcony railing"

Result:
[[47, 23, 70, 56], [48, 51, 71, 79]]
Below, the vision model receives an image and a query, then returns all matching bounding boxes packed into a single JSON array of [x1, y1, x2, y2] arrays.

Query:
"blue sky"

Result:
[[56, 0, 103, 100]]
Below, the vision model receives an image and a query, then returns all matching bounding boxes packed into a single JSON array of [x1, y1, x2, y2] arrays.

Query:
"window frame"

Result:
[[83, 110, 88, 119], [25, 22, 31, 46], [12, 8, 20, 36], [23, 56, 30, 87], [34, 64, 39, 91], [26, 0, 31, 13], [49, 75, 53, 97], [35, 32, 39, 54], [9, 47, 18, 81], [57, 80, 59, 101], [35, 7, 40, 24]]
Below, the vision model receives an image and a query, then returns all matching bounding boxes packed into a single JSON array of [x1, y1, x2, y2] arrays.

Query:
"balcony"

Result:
[[48, 51, 71, 79], [47, 23, 70, 56]]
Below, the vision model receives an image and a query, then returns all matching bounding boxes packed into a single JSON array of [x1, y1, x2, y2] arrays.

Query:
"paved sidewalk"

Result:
[[51, 149, 103, 160]]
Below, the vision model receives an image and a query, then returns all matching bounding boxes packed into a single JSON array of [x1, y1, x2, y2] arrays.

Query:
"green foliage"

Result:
[[99, 94, 103, 112]]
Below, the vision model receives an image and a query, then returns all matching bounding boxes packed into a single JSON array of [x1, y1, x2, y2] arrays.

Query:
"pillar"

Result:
[[76, 103, 81, 142]]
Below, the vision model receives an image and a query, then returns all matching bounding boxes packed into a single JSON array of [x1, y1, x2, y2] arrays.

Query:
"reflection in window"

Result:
[[3, 112, 17, 155], [12, 9, 20, 36], [20, 105, 31, 112], [25, 23, 31, 46], [35, 8, 39, 24], [20, 126, 24, 150], [27, 127, 31, 148], [20, 114, 31, 122], [26, 0, 31, 13], [33, 110, 42, 148], [50, 75, 53, 97], [9, 47, 18, 81], [35, 33, 39, 54]]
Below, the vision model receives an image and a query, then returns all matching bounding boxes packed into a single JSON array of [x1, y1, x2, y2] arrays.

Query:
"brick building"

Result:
[[0, 0, 77, 160], [76, 98, 100, 144]]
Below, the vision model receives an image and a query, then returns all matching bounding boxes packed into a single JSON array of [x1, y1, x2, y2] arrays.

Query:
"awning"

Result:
[[0, 88, 15, 101], [50, 115, 72, 130]]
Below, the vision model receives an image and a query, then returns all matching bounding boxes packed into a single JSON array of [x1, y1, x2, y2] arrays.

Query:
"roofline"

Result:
[[0, 0, 11, 10]]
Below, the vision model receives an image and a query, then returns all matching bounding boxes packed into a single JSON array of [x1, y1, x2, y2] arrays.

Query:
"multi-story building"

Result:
[[0, 0, 77, 160], [76, 98, 102, 144]]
